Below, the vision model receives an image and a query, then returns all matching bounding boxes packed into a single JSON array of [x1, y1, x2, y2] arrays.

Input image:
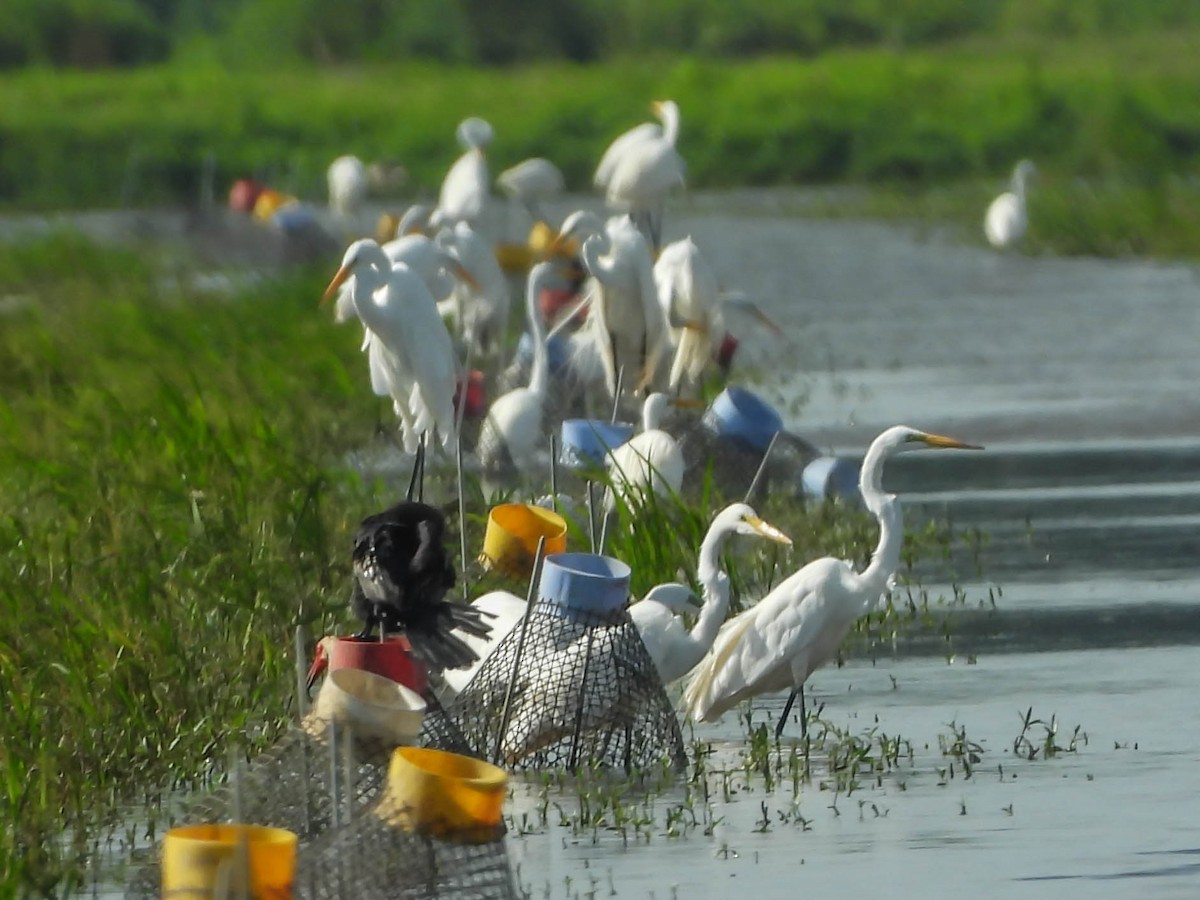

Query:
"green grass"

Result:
[[2, 28, 1200, 257], [0, 234, 983, 895]]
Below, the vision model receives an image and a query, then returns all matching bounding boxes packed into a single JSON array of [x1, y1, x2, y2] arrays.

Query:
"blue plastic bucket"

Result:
[[558, 419, 634, 470], [537, 552, 631, 620], [800, 456, 862, 504], [703, 387, 783, 452], [516, 332, 570, 375], [271, 203, 317, 234]]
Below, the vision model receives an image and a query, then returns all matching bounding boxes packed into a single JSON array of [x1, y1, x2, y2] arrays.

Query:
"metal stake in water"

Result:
[[328, 721, 342, 830], [585, 482, 598, 553], [567, 629, 597, 771], [549, 433, 559, 514], [610, 366, 625, 424], [493, 537, 548, 766]]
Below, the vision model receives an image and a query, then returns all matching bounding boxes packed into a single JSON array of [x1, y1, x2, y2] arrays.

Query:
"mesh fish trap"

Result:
[[449, 604, 688, 772], [293, 810, 518, 899], [124, 691, 479, 897]]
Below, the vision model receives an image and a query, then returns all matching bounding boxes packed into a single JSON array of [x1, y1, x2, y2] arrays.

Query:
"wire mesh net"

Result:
[[294, 813, 518, 900], [449, 603, 688, 772], [123, 690, 493, 898]]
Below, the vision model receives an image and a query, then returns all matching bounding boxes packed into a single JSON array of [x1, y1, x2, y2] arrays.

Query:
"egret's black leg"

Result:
[[775, 686, 806, 739]]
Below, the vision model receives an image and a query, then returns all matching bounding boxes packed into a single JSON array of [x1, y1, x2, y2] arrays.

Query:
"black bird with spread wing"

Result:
[[350, 498, 492, 671]]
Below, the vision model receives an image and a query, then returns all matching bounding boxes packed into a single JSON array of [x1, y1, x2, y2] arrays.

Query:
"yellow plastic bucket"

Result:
[[251, 189, 295, 222], [494, 242, 535, 274], [376, 747, 508, 841], [479, 503, 567, 579], [162, 823, 297, 899]]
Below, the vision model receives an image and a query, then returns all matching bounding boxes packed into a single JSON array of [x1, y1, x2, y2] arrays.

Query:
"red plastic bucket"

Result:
[[453, 370, 487, 419], [307, 635, 428, 696]]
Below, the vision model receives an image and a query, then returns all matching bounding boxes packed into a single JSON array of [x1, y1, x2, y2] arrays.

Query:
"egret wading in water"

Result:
[[475, 260, 561, 474], [683, 426, 982, 737], [349, 498, 492, 671], [322, 239, 461, 454], [630, 504, 792, 685], [985, 159, 1037, 250]]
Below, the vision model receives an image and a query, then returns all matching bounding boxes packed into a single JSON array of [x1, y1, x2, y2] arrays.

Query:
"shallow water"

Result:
[[65, 196, 1200, 897]]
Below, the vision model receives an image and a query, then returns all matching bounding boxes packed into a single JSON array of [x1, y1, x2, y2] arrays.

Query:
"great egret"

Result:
[[599, 100, 684, 252], [497, 157, 565, 225], [683, 426, 982, 737], [985, 159, 1037, 249], [630, 504, 792, 685], [323, 239, 461, 453], [606, 392, 700, 509], [475, 261, 558, 473], [436, 220, 511, 357], [349, 499, 492, 670], [327, 155, 368, 217], [432, 117, 494, 230], [551, 211, 668, 401]]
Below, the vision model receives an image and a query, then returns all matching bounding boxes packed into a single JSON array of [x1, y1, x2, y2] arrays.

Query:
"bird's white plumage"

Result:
[[984, 160, 1036, 249], [683, 425, 982, 725], [629, 503, 791, 685], [607, 393, 684, 509], [602, 101, 685, 250], [497, 158, 565, 210], [558, 211, 668, 398], [476, 261, 556, 472], [433, 118, 493, 230], [654, 236, 723, 393], [437, 221, 511, 356], [594, 122, 661, 191], [438, 590, 528, 697], [327, 155, 368, 217], [329, 240, 461, 454]]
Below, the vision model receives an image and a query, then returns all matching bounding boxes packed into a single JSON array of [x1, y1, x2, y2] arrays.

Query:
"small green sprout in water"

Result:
[[1013, 708, 1088, 760]]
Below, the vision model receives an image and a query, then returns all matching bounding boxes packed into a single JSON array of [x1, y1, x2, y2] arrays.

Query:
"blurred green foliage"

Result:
[[4, 0, 1200, 69]]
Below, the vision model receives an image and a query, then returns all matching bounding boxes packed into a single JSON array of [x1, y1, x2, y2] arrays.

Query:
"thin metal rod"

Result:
[[610, 366, 625, 423], [293, 624, 308, 720], [598, 508, 612, 557], [342, 722, 355, 825], [328, 722, 341, 830], [549, 433, 559, 514], [585, 482, 597, 553], [456, 431, 469, 601], [567, 629, 597, 771], [744, 430, 782, 504], [417, 432, 427, 503], [493, 536, 548, 766], [230, 747, 243, 824]]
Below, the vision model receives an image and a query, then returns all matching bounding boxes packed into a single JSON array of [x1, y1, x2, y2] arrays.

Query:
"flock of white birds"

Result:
[[321, 102, 992, 737]]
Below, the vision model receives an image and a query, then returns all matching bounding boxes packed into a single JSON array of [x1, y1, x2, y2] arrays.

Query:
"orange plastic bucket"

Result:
[[162, 824, 297, 899]]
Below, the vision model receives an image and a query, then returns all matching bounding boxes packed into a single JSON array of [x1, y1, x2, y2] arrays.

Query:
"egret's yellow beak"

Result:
[[919, 433, 984, 450], [746, 515, 793, 546], [651, 99, 665, 115], [321, 265, 351, 304], [544, 232, 580, 260]]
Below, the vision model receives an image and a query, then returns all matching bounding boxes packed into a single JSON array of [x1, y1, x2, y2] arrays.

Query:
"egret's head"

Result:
[[715, 503, 793, 545], [456, 116, 494, 152], [882, 426, 983, 453], [322, 238, 381, 303], [546, 209, 602, 257], [397, 203, 432, 237]]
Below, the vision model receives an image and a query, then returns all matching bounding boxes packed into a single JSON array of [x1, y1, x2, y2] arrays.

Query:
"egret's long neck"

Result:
[[857, 439, 904, 594], [691, 522, 734, 650], [580, 230, 614, 283], [348, 251, 391, 333], [526, 270, 550, 399], [1013, 170, 1029, 204], [642, 400, 660, 432], [660, 104, 680, 147]]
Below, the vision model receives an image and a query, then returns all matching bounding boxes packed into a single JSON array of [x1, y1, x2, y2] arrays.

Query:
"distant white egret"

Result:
[[683, 426, 982, 737], [432, 117, 494, 230], [497, 157, 565, 225], [551, 211, 668, 400], [327, 155, 368, 217], [985, 159, 1037, 250], [475, 261, 558, 473], [436, 220, 512, 357], [323, 239, 462, 453], [606, 392, 700, 510], [630, 504, 792, 685], [599, 100, 685, 251]]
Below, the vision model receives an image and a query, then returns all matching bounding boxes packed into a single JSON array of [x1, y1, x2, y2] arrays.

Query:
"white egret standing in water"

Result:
[[630, 504, 792, 685], [985, 159, 1037, 250], [683, 426, 982, 737], [432, 117, 494, 230], [327, 154, 368, 218]]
